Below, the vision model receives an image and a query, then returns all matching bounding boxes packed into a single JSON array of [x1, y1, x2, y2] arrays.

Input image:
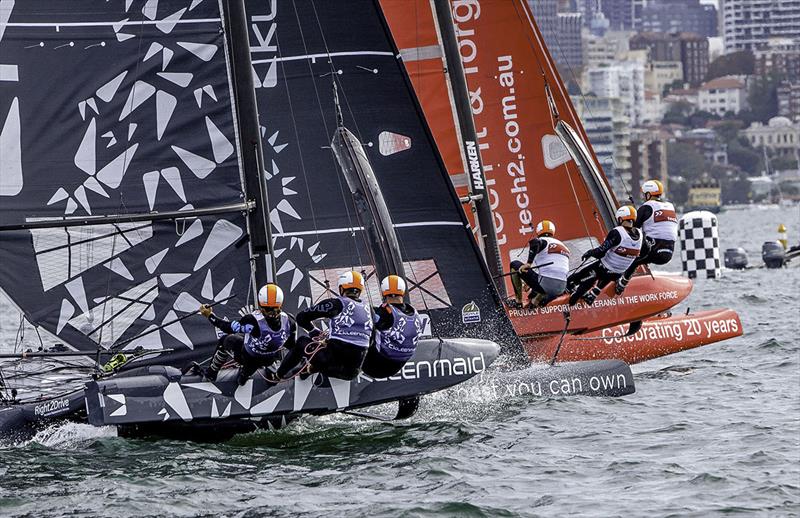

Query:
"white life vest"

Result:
[[534, 237, 571, 281], [601, 226, 643, 273], [642, 199, 678, 241]]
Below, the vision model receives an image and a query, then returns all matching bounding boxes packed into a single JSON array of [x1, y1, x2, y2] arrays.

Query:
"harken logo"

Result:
[[461, 301, 481, 324]]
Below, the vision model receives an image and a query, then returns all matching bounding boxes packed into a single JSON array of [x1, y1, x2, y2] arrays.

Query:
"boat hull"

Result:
[[85, 338, 500, 427], [507, 273, 692, 336], [524, 308, 743, 364]]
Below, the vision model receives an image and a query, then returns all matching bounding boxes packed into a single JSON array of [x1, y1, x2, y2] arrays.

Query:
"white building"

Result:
[[742, 117, 800, 158], [721, 0, 800, 52], [573, 95, 633, 199], [583, 31, 630, 69], [642, 91, 666, 124], [645, 61, 684, 96], [697, 76, 747, 116], [586, 61, 645, 125]]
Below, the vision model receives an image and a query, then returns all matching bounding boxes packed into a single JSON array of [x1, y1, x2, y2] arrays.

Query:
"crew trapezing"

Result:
[[197, 271, 422, 387], [508, 180, 679, 311]]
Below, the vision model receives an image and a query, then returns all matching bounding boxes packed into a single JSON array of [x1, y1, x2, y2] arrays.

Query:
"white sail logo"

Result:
[[0, 0, 22, 197], [0, 97, 22, 196]]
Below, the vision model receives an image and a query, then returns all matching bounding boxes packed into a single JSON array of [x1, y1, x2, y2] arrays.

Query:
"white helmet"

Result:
[[257, 283, 284, 308], [381, 275, 407, 297], [615, 205, 637, 223], [535, 220, 556, 237], [337, 271, 365, 293], [641, 179, 664, 197]]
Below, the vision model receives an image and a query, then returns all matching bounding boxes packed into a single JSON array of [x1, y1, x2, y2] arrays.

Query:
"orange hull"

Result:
[[507, 273, 692, 336], [525, 308, 743, 364]]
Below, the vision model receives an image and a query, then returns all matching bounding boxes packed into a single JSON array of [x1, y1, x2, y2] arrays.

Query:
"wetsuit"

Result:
[[510, 236, 570, 306], [617, 199, 678, 293], [207, 310, 296, 383], [362, 303, 422, 378], [276, 295, 373, 381], [568, 226, 642, 305]]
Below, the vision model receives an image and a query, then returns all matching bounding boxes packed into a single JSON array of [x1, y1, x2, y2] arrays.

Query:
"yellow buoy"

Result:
[[778, 223, 788, 249]]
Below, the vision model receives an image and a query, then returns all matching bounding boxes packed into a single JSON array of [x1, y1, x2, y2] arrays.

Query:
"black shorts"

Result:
[[361, 347, 406, 378]]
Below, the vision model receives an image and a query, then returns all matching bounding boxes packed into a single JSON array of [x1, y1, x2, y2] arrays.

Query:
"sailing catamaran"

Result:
[[0, 0, 633, 439], [380, 0, 742, 363]]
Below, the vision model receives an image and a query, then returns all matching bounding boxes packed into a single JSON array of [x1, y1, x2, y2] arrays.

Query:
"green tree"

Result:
[[713, 120, 744, 143], [721, 176, 751, 203], [746, 72, 783, 124], [662, 101, 693, 126], [668, 142, 707, 180], [771, 155, 799, 171], [688, 110, 719, 129], [727, 139, 762, 175], [668, 177, 689, 205], [706, 50, 754, 81], [662, 79, 684, 97]]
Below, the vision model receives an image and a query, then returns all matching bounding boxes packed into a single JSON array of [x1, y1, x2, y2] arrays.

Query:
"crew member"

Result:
[[276, 271, 373, 381], [362, 275, 423, 378], [615, 179, 678, 295], [510, 220, 570, 308], [567, 206, 642, 306], [200, 283, 295, 385]]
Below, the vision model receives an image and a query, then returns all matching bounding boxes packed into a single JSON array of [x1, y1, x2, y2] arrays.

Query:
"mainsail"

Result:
[[0, 0, 259, 354], [246, 0, 521, 353]]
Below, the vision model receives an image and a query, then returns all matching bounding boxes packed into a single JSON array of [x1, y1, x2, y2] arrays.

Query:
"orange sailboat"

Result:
[[381, 0, 742, 363]]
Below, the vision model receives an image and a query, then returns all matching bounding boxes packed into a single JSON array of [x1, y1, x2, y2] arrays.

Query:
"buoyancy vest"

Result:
[[642, 199, 678, 241], [534, 237, 571, 280], [601, 226, 643, 273], [244, 311, 291, 356], [329, 296, 372, 348], [375, 305, 423, 362]]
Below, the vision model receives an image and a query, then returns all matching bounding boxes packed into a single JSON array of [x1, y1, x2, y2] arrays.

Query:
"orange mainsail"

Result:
[[383, 0, 614, 276]]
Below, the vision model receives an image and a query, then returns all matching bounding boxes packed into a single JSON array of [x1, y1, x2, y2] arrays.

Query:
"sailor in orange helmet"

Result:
[[200, 283, 296, 385], [615, 179, 679, 295], [567, 206, 643, 306], [361, 275, 423, 378], [276, 270, 373, 381], [509, 219, 570, 308]]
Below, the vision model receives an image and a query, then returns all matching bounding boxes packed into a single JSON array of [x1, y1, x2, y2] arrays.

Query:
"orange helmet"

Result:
[[381, 275, 406, 297], [535, 220, 556, 237], [337, 271, 365, 293], [615, 205, 637, 223], [257, 284, 284, 308], [641, 179, 664, 197]]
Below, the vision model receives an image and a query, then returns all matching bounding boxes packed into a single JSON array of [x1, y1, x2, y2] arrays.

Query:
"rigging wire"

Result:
[[304, 0, 391, 307], [274, 2, 350, 306], [508, 1, 597, 242], [520, 2, 635, 204]]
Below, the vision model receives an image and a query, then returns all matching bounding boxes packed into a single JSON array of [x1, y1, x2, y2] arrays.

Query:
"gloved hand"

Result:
[[519, 263, 531, 273], [199, 304, 212, 318], [581, 249, 598, 261]]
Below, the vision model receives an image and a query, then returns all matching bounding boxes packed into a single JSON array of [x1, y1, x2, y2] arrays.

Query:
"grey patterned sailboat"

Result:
[[0, 0, 633, 440], [0, 0, 503, 439]]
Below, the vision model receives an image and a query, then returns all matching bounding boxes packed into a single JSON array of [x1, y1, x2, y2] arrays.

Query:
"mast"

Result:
[[222, 0, 276, 291], [431, 0, 505, 294], [331, 125, 406, 282]]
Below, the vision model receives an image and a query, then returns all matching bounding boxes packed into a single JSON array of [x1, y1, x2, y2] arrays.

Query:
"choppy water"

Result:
[[1, 205, 799, 517]]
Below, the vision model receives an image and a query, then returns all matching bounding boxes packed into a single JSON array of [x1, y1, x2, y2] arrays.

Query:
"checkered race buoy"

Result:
[[679, 210, 721, 279]]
